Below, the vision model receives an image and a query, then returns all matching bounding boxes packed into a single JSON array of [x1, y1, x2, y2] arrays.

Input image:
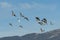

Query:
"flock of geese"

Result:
[[9, 10, 54, 33]]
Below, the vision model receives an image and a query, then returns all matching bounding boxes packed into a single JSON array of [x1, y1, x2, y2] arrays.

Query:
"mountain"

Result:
[[0, 29, 60, 40], [0, 36, 21, 40]]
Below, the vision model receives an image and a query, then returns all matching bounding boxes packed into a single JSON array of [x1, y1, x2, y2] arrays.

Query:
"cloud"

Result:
[[0, 2, 12, 8], [19, 2, 57, 11], [19, 3, 32, 9], [0, 2, 56, 11]]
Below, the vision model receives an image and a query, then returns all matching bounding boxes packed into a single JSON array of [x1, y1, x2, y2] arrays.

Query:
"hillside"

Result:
[[0, 29, 60, 40]]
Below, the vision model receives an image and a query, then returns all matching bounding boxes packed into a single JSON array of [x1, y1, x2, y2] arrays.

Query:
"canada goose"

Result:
[[35, 17, 45, 25], [20, 12, 29, 21]]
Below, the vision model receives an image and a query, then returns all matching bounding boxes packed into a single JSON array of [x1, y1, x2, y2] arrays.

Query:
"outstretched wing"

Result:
[[35, 17, 40, 21], [24, 17, 29, 21], [20, 12, 24, 17]]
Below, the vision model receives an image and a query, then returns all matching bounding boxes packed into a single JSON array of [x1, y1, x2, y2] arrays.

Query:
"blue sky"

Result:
[[0, 0, 60, 37]]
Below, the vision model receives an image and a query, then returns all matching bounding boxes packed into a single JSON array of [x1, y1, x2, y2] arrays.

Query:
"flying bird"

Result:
[[19, 25, 23, 28], [20, 13, 29, 21], [12, 10, 16, 17], [35, 17, 40, 21], [20, 12, 29, 21], [41, 18, 47, 24], [35, 17, 45, 25], [38, 21, 44, 25]]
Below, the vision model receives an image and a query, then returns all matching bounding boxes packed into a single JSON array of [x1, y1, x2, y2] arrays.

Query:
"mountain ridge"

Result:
[[0, 29, 60, 40]]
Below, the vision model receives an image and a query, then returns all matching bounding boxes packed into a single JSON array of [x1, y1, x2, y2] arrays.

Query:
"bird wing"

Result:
[[20, 12, 24, 17], [12, 10, 16, 17], [19, 25, 23, 28], [38, 22, 43, 25], [41, 18, 47, 24], [24, 17, 29, 21], [35, 17, 40, 21]]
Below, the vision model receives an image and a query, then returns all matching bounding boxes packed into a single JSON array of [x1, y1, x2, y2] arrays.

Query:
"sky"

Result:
[[0, 0, 60, 37]]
